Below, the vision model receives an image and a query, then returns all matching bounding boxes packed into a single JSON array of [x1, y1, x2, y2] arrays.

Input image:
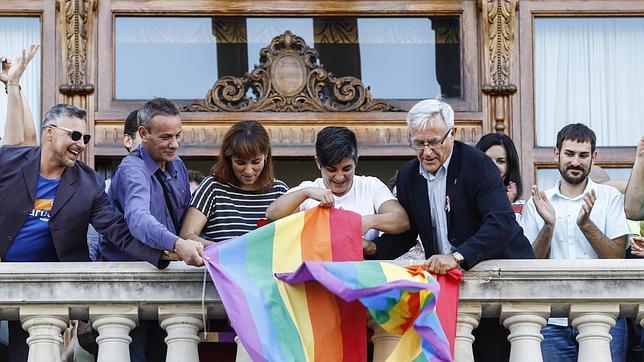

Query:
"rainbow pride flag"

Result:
[[277, 261, 452, 362], [204, 207, 366, 362]]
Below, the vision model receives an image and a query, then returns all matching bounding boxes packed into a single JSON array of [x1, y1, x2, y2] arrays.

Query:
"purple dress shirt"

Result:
[[99, 144, 190, 261]]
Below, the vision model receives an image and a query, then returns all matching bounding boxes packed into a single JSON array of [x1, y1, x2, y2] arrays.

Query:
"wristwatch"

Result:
[[451, 251, 464, 265]]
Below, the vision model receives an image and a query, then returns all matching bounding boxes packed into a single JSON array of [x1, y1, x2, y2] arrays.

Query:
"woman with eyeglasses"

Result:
[[266, 126, 409, 249], [0, 44, 39, 146], [475, 132, 525, 220], [179, 120, 288, 246]]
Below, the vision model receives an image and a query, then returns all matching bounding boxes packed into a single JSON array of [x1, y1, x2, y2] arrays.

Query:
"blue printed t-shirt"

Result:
[[5, 175, 60, 262]]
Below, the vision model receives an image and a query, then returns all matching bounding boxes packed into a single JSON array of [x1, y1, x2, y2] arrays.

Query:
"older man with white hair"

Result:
[[370, 99, 534, 361]]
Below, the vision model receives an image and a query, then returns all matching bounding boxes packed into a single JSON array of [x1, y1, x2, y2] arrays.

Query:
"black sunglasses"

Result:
[[49, 124, 92, 144]]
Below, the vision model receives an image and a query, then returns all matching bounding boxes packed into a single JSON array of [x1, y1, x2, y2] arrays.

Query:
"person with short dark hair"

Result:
[[476, 132, 525, 219], [187, 169, 205, 193], [521, 122, 630, 361], [122, 108, 141, 152], [180, 120, 287, 245], [266, 126, 409, 246]]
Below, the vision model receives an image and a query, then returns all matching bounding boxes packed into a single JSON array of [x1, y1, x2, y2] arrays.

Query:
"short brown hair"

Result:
[[210, 121, 275, 191]]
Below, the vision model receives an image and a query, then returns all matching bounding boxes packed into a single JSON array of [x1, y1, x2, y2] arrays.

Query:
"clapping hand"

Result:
[[531, 185, 556, 225], [507, 181, 518, 203], [576, 189, 597, 227]]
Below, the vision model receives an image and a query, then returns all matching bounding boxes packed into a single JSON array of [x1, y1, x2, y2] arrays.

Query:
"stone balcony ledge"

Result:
[[2, 259, 644, 361]]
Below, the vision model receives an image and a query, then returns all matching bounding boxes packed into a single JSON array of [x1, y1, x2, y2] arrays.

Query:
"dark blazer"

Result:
[[0, 146, 165, 267], [374, 141, 533, 269]]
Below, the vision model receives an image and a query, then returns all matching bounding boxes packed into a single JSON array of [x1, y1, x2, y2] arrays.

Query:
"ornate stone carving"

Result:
[[58, 0, 96, 95], [481, 0, 518, 92], [480, 0, 518, 133], [184, 31, 398, 112]]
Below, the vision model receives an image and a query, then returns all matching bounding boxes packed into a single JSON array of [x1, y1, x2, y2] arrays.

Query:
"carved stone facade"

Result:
[[480, 0, 518, 134], [57, 0, 97, 165], [184, 31, 398, 113]]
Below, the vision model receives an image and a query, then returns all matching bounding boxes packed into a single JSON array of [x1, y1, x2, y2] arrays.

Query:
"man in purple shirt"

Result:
[[98, 98, 205, 362], [99, 97, 204, 266]]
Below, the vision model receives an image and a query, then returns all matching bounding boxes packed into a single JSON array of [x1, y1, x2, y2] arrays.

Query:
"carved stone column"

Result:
[[500, 304, 549, 362], [90, 305, 138, 362], [570, 304, 618, 362], [57, 0, 97, 166], [480, 0, 519, 134], [20, 306, 69, 362], [159, 306, 203, 362], [455, 304, 481, 362], [367, 317, 401, 362], [234, 335, 253, 362]]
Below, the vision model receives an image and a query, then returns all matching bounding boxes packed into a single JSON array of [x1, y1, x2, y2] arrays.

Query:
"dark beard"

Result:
[[559, 165, 590, 185]]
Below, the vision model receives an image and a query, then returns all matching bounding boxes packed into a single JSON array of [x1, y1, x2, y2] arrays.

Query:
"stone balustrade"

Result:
[[1, 259, 644, 361]]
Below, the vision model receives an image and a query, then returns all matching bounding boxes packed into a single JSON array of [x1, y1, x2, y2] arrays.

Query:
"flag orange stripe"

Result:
[[300, 208, 343, 360], [304, 282, 343, 361], [301, 207, 333, 261]]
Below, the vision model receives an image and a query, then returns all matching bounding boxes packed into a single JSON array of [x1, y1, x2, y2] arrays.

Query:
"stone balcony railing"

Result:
[[2, 259, 644, 362]]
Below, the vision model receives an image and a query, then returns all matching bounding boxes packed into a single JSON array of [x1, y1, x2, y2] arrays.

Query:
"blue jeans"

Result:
[[541, 318, 627, 362]]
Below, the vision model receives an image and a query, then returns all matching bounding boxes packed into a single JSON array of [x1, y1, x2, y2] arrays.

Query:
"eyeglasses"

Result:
[[410, 127, 452, 150], [49, 124, 91, 144]]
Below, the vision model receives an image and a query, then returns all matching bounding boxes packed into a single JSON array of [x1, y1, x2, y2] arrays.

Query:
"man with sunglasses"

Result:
[[370, 99, 533, 362], [0, 104, 166, 361]]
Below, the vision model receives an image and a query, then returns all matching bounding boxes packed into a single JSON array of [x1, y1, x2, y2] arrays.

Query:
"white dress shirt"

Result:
[[521, 178, 629, 260], [419, 150, 454, 254]]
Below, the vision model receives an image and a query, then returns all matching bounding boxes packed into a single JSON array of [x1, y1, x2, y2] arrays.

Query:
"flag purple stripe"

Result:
[[205, 236, 269, 362]]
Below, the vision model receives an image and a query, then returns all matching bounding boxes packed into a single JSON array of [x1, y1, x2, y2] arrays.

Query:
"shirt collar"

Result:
[[553, 177, 595, 201], [418, 147, 454, 181], [137, 144, 177, 178]]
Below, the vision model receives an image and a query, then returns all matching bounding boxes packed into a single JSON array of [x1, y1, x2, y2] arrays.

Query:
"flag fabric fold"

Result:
[[277, 261, 453, 362]]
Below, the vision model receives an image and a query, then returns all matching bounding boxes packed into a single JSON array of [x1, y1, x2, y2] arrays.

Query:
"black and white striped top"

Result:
[[189, 176, 288, 243]]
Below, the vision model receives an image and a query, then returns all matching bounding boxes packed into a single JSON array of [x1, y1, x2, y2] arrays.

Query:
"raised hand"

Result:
[[507, 181, 518, 203], [0, 44, 40, 85], [531, 185, 556, 226], [576, 189, 597, 227]]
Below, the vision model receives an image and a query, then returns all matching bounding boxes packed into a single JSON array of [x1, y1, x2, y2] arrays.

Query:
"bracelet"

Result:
[[4, 82, 20, 94]]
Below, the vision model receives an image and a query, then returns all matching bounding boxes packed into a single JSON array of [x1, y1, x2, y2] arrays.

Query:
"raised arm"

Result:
[[625, 137, 644, 220], [1, 44, 39, 146], [266, 187, 334, 221]]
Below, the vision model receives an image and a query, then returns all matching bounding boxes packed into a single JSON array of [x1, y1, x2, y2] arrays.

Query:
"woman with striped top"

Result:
[[179, 121, 287, 245]]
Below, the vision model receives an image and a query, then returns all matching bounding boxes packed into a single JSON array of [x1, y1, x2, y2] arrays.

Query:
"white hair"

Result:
[[406, 99, 454, 135]]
